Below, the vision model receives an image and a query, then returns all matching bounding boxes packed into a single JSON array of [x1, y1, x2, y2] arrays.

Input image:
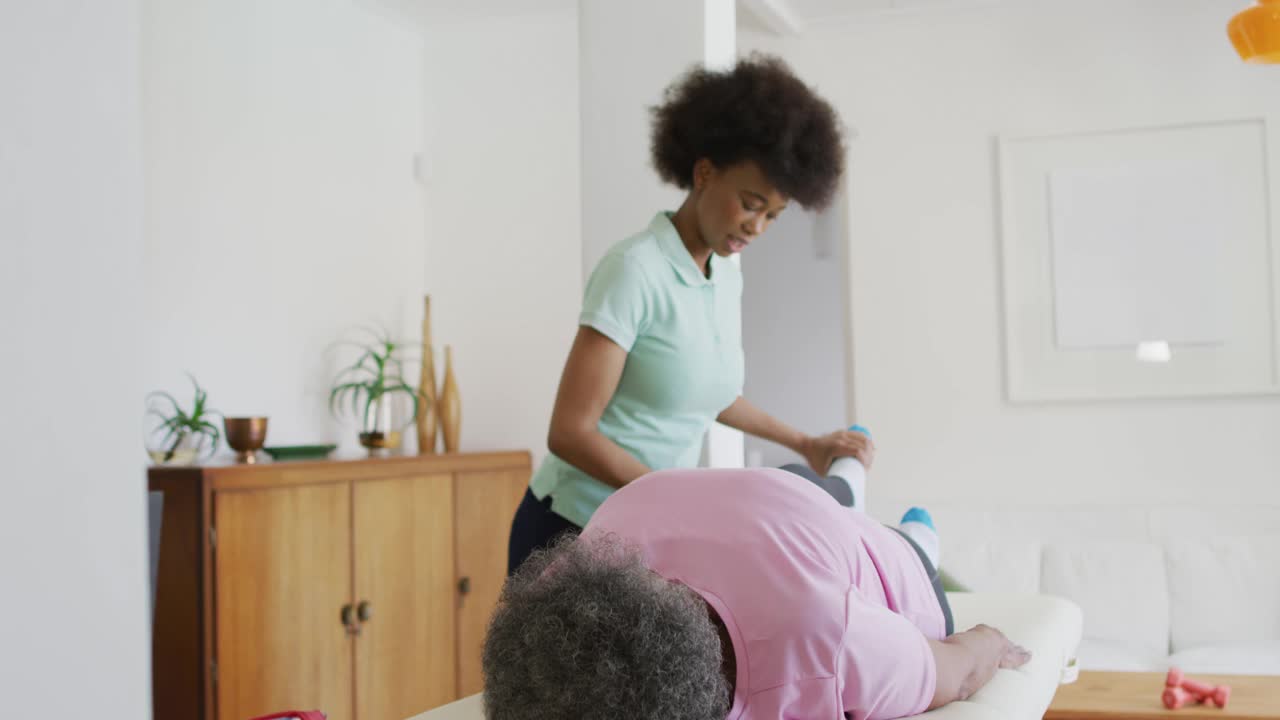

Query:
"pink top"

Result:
[[581, 468, 946, 720]]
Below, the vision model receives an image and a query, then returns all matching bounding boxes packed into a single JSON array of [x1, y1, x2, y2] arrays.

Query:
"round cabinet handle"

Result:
[[357, 600, 373, 623], [458, 577, 471, 595], [340, 603, 359, 635]]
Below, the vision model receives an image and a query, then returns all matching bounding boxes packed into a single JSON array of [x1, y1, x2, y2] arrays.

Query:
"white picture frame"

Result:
[[997, 116, 1280, 403]]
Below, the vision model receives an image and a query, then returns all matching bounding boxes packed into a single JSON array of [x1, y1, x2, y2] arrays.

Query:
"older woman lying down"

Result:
[[481, 467, 1030, 720]]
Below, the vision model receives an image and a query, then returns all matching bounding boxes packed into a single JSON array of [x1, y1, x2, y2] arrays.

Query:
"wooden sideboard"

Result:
[[149, 451, 532, 720]]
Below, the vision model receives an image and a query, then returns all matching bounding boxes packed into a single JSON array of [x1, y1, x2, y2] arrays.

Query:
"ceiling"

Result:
[[789, 0, 999, 20], [740, 0, 1009, 34], [385, 0, 1008, 32]]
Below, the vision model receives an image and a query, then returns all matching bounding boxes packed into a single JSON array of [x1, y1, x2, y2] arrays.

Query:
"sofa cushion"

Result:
[[1041, 541, 1169, 659], [1148, 507, 1280, 540], [942, 540, 1042, 594], [996, 508, 1153, 543], [1075, 638, 1165, 672], [1166, 642, 1280, 676], [1165, 534, 1280, 653]]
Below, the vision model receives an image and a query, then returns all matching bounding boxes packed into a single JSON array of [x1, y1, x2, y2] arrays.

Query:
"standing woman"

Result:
[[508, 54, 873, 574]]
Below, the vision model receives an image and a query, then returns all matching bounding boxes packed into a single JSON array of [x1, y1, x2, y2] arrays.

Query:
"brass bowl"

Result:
[[224, 416, 269, 464]]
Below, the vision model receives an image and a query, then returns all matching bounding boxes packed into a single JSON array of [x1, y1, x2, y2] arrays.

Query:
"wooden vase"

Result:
[[439, 345, 461, 453], [416, 295, 439, 454]]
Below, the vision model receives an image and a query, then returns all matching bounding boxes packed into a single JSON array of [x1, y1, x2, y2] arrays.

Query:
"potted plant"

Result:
[[145, 374, 222, 465], [329, 328, 421, 451]]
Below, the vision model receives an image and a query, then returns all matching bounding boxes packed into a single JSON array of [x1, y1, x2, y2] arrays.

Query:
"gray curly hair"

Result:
[[482, 534, 731, 720]]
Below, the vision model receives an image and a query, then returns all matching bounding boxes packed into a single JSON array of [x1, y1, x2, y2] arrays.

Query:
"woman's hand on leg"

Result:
[[801, 429, 875, 475]]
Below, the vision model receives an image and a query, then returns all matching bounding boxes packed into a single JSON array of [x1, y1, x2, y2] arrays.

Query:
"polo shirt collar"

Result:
[[652, 211, 726, 287]]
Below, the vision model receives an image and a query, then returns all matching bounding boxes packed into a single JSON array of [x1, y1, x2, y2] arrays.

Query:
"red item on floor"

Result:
[[248, 712, 326, 720]]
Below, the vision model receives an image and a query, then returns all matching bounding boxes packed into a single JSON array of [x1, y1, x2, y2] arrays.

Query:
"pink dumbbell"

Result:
[[1181, 677, 1231, 709], [1162, 686, 1193, 710], [1165, 668, 1231, 709], [1210, 687, 1232, 709]]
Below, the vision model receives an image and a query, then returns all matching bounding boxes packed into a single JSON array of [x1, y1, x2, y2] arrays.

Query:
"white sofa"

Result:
[[881, 501, 1280, 676], [410, 592, 1084, 720]]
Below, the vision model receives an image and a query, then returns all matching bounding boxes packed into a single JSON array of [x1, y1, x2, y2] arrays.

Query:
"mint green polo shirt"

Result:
[[529, 211, 745, 527]]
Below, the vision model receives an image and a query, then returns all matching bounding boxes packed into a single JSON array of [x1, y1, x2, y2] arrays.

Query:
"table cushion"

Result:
[[407, 593, 1084, 720]]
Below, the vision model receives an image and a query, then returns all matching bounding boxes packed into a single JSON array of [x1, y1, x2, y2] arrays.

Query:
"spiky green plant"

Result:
[[329, 328, 420, 433], [146, 374, 222, 462]]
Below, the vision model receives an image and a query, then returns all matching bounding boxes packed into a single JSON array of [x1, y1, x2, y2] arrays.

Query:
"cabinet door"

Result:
[[214, 483, 354, 720], [354, 474, 457, 719], [453, 468, 530, 697]]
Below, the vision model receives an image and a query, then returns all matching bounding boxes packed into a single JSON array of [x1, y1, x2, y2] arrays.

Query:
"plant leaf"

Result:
[[330, 386, 350, 417], [158, 426, 176, 446], [334, 365, 377, 384], [187, 373, 206, 416], [146, 391, 183, 418], [350, 350, 375, 372], [391, 356, 409, 382], [195, 427, 218, 457], [329, 383, 367, 418], [362, 392, 376, 430], [199, 422, 221, 452]]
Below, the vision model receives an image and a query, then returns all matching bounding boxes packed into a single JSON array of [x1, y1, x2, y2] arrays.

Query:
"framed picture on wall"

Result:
[[997, 116, 1280, 402]]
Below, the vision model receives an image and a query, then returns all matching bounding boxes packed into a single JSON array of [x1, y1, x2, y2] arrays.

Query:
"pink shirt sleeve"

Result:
[[840, 590, 938, 720]]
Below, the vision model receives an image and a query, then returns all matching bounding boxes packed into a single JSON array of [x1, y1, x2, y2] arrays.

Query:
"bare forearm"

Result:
[[545, 327, 650, 491], [716, 396, 808, 454], [548, 427, 651, 490]]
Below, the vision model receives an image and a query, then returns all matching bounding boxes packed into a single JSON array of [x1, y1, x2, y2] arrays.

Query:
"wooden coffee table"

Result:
[[1046, 671, 1280, 720]]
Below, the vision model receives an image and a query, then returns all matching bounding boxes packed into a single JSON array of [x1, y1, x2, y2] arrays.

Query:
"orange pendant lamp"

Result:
[[1229, 0, 1280, 63]]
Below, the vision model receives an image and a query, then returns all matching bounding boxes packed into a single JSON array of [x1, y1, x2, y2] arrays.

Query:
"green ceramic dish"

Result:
[[262, 444, 338, 461]]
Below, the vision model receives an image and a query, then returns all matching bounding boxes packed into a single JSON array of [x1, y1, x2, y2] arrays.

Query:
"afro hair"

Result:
[[650, 53, 845, 210]]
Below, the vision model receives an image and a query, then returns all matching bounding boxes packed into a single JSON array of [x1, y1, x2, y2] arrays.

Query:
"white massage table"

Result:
[[408, 592, 1083, 720]]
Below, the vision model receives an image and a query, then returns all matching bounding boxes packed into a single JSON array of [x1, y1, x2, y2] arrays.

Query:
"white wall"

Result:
[[0, 2, 150, 717], [744, 0, 1280, 510], [142, 0, 426, 452], [421, 6, 582, 462], [579, 0, 724, 276], [742, 207, 850, 467]]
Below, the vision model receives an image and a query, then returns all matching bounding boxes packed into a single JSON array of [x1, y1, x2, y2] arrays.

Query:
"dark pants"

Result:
[[779, 463, 955, 636], [507, 488, 582, 576]]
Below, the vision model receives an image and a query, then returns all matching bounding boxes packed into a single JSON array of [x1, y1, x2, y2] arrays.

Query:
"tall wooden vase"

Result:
[[415, 295, 439, 454], [438, 345, 461, 453]]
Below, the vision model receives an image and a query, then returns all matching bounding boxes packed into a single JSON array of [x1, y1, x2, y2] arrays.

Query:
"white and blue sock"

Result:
[[898, 506, 940, 569]]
